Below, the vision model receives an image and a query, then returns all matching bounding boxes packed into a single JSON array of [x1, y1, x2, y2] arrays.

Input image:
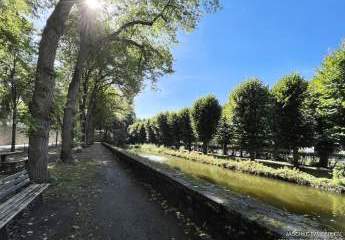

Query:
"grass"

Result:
[[47, 160, 101, 199], [131, 144, 345, 194]]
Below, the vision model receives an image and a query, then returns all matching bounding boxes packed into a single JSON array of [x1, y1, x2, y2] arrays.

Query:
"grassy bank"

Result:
[[131, 144, 345, 194]]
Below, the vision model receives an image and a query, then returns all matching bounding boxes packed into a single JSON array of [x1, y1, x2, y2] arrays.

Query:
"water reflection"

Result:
[[137, 152, 345, 232]]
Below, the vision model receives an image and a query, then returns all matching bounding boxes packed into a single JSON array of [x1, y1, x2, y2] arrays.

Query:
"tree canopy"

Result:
[[272, 73, 313, 164], [225, 79, 271, 160], [190, 95, 221, 153]]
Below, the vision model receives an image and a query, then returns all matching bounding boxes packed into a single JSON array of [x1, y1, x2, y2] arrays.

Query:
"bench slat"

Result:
[[0, 171, 28, 185], [0, 178, 30, 201], [0, 173, 29, 191], [0, 184, 49, 229], [0, 184, 40, 218], [0, 152, 21, 156]]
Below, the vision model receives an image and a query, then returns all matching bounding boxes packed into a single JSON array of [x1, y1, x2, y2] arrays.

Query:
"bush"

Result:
[[333, 163, 345, 184]]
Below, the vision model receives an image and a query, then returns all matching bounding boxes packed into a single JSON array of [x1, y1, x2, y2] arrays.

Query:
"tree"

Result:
[[228, 79, 271, 160], [0, 0, 35, 151], [93, 86, 133, 140], [178, 108, 195, 151], [29, 0, 74, 183], [128, 121, 147, 144], [271, 73, 313, 165], [61, 4, 94, 162], [306, 43, 345, 167], [145, 119, 158, 144], [168, 112, 181, 148], [60, 0, 220, 161], [156, 112, 173, 146], [28, 0, 219, 181], [190, 95, 221, 154], [215, 115, 232, 155]]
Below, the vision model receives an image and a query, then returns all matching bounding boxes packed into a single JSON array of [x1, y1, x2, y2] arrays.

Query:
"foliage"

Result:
[[214, 115, 232, 154], [333, 163, 345, 183], [190, 95, 221, 153], [178, 108, 195, 150], [272, 73, 313, 163], [128, 121, 146, 144], [93, 87, 133, 132], [305, 43, 345, 167], [168, 112, 181, 148], [226, 79, 272, 160], [310, 44, 345, 147], [0, 0, 35, 142], [155, 112, 173, 146], [145, 119, 158, 144]]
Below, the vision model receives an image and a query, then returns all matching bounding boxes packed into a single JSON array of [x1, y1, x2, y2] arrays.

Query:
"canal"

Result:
[[133, 150, 345, 232]]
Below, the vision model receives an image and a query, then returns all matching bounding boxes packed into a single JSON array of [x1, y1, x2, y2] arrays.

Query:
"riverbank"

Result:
[[130, 144, 345, 194]]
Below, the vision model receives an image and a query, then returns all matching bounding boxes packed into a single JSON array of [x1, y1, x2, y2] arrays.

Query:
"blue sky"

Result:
[[135, 0, 345, 119]]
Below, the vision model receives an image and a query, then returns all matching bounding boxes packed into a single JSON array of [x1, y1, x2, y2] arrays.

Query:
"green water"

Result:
[[136, 151, 345, 232]]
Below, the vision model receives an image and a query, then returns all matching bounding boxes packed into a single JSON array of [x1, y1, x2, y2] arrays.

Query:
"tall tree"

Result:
[[190, 95, 221, 154], [228, 79, 272, 160], [306, 43, 345, 167], [29, 0, 74, 182], [60, 0, 220, 161], [61, 4, 96, 162], [0, 0, 35, 151], [178, 108, 195, 151], [215, 114, 232, 155], [168, 112, 181, 148], [272, 73, 313, 165], [156, 112, 172, 146], [145, 119, 158, 144]]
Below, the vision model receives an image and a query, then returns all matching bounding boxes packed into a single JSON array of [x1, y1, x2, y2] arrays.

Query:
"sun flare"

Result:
[[85, 0, 100, 9]]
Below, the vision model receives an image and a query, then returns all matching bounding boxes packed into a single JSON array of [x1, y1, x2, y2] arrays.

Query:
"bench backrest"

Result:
[[0, 170, 30, 202], [0, 151, 21, 156]]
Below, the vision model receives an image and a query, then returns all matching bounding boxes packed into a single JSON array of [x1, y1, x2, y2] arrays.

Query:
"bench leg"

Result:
[[0, 227, 8, 240], [29, 195, 43, 209]]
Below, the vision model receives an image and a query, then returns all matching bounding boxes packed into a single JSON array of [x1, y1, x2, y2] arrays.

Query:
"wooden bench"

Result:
[[0, 170, 49, 239], [1, 158, 28, 175], [0, 152, 21, 163], [0, 152, 27, 175]]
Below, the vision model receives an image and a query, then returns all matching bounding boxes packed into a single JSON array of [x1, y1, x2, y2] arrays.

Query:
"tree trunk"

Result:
[[61, 23, 89, 162], [318, 151, 330, 168], [292, 147, 299, 167], [10, 103, 17, 152], [80, 74, 88, 144], [28, 0, 73, 183], [55, 129, 59, 147], [85, 113, 94, 145], [186, 143, 191, 151], [250, 152, 255, 161], [202, 142, 208, 154], [222, 144, 227, 156], [85, 102, 95, 145], [10, 62, 17, 152], [85, 83, 100, 145]]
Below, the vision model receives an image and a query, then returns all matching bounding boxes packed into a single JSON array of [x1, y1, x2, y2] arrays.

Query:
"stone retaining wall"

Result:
[[103, 143, 328, 240]]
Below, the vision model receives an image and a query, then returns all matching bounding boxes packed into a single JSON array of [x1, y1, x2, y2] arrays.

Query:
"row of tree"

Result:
[[0, 0, 220, 182], [128, 43, 345, 168]]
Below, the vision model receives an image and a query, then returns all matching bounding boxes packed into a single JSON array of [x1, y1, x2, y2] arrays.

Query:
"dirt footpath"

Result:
[[8, 143, 210, 240]]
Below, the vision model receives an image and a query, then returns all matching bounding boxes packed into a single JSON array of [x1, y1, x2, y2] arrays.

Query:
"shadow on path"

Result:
[[8, 143, 206, 240]]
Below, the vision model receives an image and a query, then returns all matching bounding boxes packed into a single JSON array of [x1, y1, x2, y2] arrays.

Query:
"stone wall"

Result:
[[103, 143, 327, 240]]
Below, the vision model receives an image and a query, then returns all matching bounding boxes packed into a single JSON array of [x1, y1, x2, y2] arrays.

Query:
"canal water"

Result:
[[135, 151, 345, 232]]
